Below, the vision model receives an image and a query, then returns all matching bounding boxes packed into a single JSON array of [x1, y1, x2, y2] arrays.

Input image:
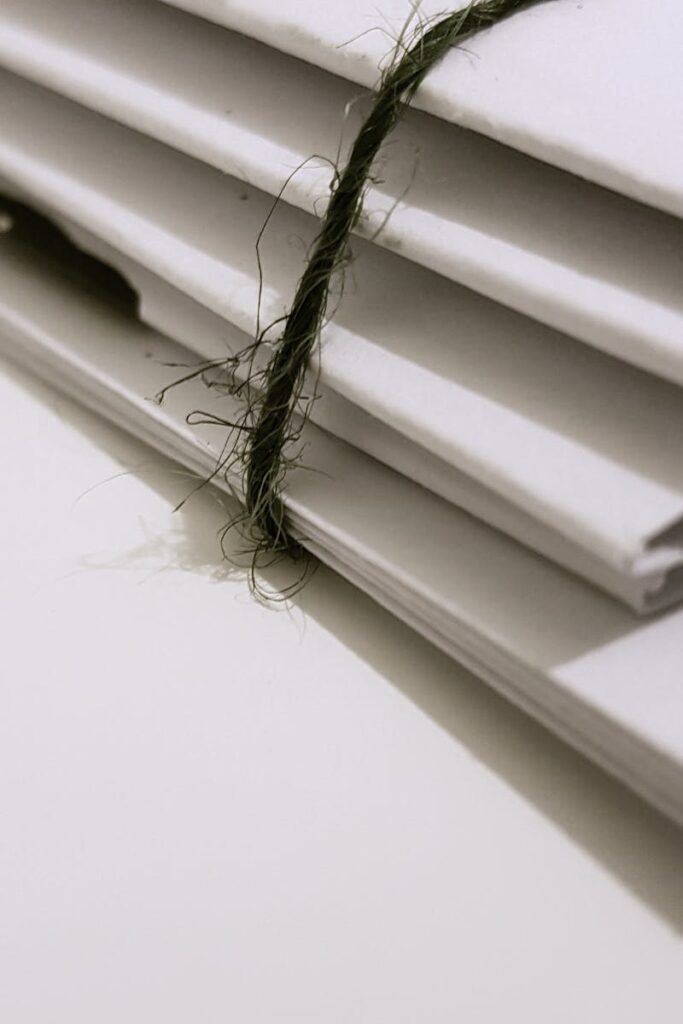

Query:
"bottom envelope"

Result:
[[0, 226, 682, 828]]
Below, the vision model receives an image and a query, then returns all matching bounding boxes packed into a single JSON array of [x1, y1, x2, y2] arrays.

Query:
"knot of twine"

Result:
[[236, 0, 550, 558]]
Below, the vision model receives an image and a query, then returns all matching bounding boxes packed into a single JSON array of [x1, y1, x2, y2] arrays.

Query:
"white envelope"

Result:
[[2, 78, 683, 610], [2, 0, 682, 387], [1, 228, 682, 828], [158, 0, 683, 217]]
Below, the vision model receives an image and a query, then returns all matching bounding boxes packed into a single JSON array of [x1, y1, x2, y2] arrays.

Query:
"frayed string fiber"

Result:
[[162, 0, 552, 584], [239, 0, 551, 560]]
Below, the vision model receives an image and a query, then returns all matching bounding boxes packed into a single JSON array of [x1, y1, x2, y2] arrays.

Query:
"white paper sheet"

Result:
[[59, 231, 683, 614], [1, 230, 682, 827], [158, 0, 683, 218], [2, 75, 683, 611], [3, 0, 683, 388]]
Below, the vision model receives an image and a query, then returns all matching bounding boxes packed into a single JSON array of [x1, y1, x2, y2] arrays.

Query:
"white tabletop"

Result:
[[1, 355, 681, 1023]]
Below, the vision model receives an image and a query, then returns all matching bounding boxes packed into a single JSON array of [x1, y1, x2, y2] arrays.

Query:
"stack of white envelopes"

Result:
[[1, 0, 682, 824]]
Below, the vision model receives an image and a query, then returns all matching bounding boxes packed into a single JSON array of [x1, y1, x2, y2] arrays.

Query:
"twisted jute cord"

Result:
[[240, 0, 551, 558]]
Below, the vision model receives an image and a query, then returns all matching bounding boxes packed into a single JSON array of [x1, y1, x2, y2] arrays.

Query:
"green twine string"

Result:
[[242, 0, 550, 556]]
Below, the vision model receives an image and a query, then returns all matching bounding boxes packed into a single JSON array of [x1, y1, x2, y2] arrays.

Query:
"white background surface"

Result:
[[1, 356, 682, 1022]]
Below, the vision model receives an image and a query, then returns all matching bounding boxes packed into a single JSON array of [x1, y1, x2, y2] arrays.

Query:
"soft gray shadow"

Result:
[[297, 571, 683, 933], [8, 359, 680, 937]]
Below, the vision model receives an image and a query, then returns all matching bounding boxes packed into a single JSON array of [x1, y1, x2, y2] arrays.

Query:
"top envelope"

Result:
[[160, 0, 683, 217], [3, 0, 683, 389]]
